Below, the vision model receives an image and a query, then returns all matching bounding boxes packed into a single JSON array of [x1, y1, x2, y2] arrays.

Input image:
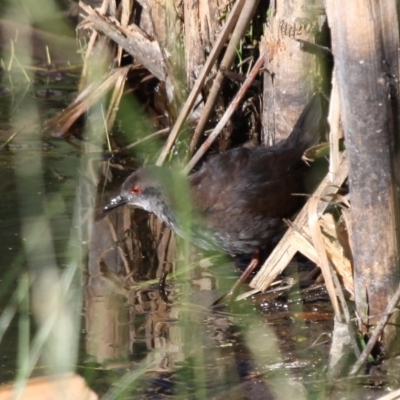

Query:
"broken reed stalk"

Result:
[[250, 152, 349, 293], [156, 0, 247, 166], [188, 0, 261, 154], [184, 53, 265, 173]]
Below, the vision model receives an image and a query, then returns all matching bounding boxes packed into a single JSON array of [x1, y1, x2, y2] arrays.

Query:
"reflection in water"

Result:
[[0, 23, 345, 400], [84, 200, 333, 398], [1, 102, 333, 397], [0, 69, 340, 400]]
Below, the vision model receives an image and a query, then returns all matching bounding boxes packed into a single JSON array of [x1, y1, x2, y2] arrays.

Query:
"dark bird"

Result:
[[104, 94, 326, 301]]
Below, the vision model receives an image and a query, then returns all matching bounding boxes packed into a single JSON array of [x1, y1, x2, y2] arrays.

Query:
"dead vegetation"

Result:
[[43, 0, 400, 375]]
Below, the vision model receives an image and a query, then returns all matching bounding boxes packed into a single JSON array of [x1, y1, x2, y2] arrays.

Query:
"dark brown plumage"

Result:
[[104, 94, 326, 258]]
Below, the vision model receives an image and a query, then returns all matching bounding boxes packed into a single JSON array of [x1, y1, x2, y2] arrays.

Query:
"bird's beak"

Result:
[[103, 195, 127, 212]]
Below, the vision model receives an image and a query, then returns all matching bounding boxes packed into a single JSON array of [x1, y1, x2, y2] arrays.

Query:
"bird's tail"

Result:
[[284, 92, 328, 156]]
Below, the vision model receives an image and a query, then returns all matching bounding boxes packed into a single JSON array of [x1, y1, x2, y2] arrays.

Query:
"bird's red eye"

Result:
[[131, 185, 142, 194]]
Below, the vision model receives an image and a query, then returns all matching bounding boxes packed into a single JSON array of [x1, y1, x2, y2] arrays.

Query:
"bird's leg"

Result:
[[158, 266, 172, 304], [212, 249, 260, 306]]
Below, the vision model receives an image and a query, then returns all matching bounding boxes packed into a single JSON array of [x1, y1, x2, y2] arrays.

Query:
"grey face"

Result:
[[103, 166, 181, 233], [119, 172, 165, 213]]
